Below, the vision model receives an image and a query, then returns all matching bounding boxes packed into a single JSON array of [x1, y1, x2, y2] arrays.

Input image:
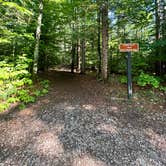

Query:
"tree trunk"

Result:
[[76, 40, 81, 73], [44, 50, 48, 72], [71, 42, 76, 73], [71, 5, 77, 73], [101, 1, 109, 80], [160, 0, 166, 74], [80, 39, 86, 74], [12, 39, 16, 66], [97, 7, 101, 75], [33, 0, 43, 75], [155, 0, 160, 75], [80, 11, 86, 74], [154, 0, 166, 75]]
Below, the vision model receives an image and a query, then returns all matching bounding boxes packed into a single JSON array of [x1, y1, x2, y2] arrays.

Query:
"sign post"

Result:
[[127, 51, 132, 99], [119, 43, 139, 99]]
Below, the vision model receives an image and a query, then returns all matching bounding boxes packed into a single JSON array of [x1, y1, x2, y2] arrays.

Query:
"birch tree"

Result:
[[33, 0, 43, 74]]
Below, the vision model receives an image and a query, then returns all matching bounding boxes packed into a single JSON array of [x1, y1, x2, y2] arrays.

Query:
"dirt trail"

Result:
[[0, 70, 165, 166]]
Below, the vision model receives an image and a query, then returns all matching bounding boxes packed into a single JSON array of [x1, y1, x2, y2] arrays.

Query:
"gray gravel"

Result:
[[0, 71, 165, 166]]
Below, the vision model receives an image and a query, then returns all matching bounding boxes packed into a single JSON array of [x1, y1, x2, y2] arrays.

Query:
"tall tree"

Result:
[[80, 12, 86, 74], [71, 40, 76, 73], [71, 3, 77, 73], [101, 0, 109, 80], [33, 0, 43, 74], [155, 0, 166, 75], [97, 5, 101, 75], [76, 39, 81, 72], [80, 39, 86, 74]]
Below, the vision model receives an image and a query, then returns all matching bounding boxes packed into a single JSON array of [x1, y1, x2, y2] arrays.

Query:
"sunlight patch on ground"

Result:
[[34, 132, 64, 157], [0, 118, 47, 147], [65, 105, 76, 110], [97, 123, 118, 134], [73, 155, 107, 166], [27, 119, 46, 133], [145, 128, 166, 151], [40, 99, 50, 104], [51, 67, 72, 72], [17, 108, 35, 117], [50, 124, 65, 135], [1, 119, 27, 147], [110, 106, 118, 112], [82, 104, 96, 111]]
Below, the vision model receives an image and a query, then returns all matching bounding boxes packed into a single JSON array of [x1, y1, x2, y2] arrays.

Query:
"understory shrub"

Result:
[[0, 56, 50, 112], [137, 72, 160, 88], [120, 72, 165, 91]]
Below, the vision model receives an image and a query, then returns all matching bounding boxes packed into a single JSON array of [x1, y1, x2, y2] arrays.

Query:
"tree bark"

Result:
[[97, 7, 101, 75], [76, 40, 81, 73], [71, 42, 76, 73], [155, 0, 160, 75], [71, 5, 77, 73], [101, 0, 109, 80], [33, 0, 43, 75], [80, 11, 86, 74], [160, 0, 166, 74], [80, 39, 86, 74], [154, 0, 166, 75]]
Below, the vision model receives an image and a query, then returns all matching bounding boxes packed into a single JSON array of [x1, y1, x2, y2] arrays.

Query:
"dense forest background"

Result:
[[0, 0, 165, 111]]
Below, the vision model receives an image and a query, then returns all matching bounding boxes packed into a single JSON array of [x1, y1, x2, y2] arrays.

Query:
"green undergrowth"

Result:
[[119, 72, 166, 92], [0, 57, 50, 113]]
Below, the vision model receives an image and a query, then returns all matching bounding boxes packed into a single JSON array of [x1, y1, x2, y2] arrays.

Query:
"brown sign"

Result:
[[119, 43, 139, 52]]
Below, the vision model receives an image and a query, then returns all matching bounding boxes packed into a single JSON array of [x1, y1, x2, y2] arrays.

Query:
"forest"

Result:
[[0, 1, 166, 165], [0, 0, 166, 111]]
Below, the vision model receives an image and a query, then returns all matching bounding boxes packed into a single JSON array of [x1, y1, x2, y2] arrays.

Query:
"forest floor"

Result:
[[0, 70, 165, 166]]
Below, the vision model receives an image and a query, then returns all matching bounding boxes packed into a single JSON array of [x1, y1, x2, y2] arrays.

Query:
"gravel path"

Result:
[[0, 71, 165, 166]]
